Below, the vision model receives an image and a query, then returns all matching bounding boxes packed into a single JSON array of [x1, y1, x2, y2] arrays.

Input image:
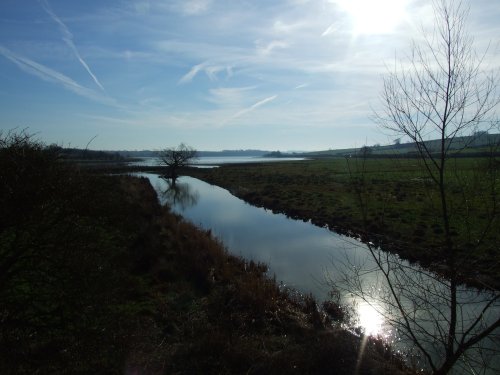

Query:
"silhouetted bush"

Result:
[[0, 131, 153, 373]]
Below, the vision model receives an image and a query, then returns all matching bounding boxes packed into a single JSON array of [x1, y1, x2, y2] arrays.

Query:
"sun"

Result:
[[334, 0, 408, 35]]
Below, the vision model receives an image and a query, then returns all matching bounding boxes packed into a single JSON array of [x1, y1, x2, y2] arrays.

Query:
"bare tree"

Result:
[[376, 0, 499, 170], [332, 220, 500, 374], [332, 1, 500, 374], [158, 143, 197, 185]]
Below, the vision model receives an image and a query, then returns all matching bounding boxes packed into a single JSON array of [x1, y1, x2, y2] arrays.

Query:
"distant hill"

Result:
[[116, 150, 156, 158], [287, 132, 500, 158], [198, 150, 268, 157]]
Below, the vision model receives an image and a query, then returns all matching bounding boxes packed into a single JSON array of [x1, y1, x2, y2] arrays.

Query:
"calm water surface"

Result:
[[145, 174, 363, 300], [139, 173, 499, 374], [130, 156, 305, 168]]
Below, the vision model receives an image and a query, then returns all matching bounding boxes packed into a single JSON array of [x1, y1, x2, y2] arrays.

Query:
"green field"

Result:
[[187, 156, 500, 288]]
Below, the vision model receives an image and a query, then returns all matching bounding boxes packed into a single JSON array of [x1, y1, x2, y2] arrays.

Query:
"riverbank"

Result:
[[0, 138, 411, 374], [184, 158, 500, 290]]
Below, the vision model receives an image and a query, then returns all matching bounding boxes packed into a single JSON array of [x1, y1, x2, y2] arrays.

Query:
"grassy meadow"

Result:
[[187, 156, 500, 288]]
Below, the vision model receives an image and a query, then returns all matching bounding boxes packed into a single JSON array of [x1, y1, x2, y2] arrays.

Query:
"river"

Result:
[[139, 173, 500, 374]]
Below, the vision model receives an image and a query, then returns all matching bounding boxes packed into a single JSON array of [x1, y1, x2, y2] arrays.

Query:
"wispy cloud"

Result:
[[229, 95, 278, 122], [321, 23, 338, 37], [294, 83, 309, 89], [171, 0, 213, 15], [0, 45, 114, 105], [205, 65, 232, 81], [80, 114, 139, 126], [207, 86, 258, 108], [182, 0, 212, 15], [178, 62, 207, 84], [2, 0, 498, 151], [39, 0, 105, 92], [255, 40, 289, 56], [179, 61, 233, 84]]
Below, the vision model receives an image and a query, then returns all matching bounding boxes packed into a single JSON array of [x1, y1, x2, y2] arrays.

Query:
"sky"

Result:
[[0, 0, 499, 151]]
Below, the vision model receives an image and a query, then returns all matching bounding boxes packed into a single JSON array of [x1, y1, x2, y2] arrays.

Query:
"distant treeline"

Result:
[[50, 145, 125, 161]]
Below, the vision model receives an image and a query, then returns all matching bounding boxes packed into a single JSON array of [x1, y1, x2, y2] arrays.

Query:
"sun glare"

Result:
[[335, 0, 408, 35], [357, 301, 384, 336]]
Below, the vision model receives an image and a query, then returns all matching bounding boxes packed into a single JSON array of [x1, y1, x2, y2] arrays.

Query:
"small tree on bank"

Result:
[[159, 143, 197, 184]]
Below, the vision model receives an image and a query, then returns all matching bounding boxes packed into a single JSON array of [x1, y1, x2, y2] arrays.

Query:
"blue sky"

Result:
[[1, 0, 499, 151]]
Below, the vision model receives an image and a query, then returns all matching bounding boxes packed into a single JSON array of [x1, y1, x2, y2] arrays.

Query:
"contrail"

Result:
[[0, 45, 114, 105], [230, 95, 278, 121], [294, 83, 309, 89], [39, 0, 105, 92]]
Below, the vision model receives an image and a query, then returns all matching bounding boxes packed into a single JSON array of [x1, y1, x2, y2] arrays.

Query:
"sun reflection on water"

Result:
[[350, 298, 423, 372], [349, 298, 394, 340], [357, 301, 384, 336]]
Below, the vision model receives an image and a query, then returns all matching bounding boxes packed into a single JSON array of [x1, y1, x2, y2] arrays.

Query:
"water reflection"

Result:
[[140, 174, 499, 374], [331, 241, 500, 374], [354, 300, 385, 337], [145, 174, 344, 300], [159, 178, 199, 210], [148, 175, 400, 340]]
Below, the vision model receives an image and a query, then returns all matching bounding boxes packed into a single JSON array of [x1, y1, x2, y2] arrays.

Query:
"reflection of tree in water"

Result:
[[160, 179, 199, 210], [329, 244, 500, 374]]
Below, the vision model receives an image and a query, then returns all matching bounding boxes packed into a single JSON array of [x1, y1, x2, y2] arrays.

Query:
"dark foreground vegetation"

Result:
[[0, 133, 411, 374], [186, 156, 500, 289]]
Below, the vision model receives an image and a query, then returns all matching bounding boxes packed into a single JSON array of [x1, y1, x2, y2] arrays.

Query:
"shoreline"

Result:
[[180, 161, 499, 291], [84, 161, 499, 290]]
